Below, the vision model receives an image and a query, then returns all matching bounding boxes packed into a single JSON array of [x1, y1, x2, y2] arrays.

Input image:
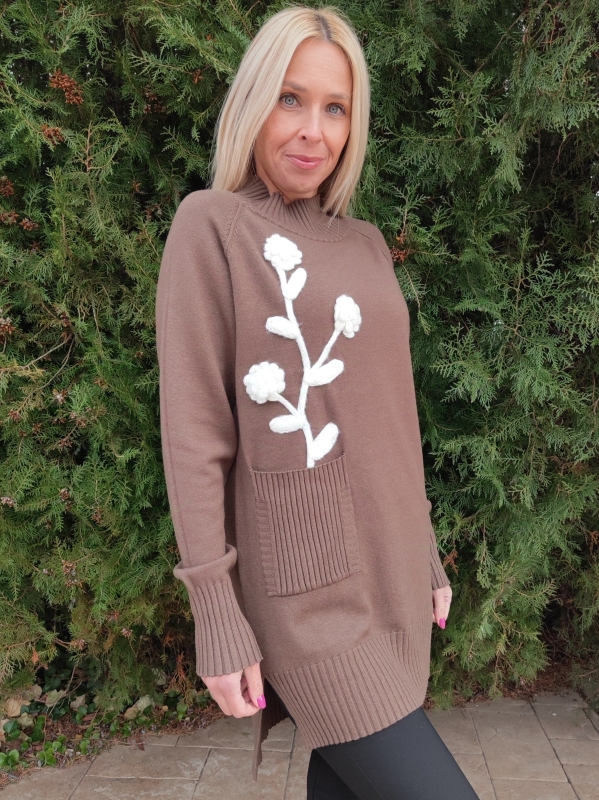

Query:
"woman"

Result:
[[155, 5, 479, 799]]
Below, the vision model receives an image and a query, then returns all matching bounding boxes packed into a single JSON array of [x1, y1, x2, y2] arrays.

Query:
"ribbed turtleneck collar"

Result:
[[234, 174, 349, 242]]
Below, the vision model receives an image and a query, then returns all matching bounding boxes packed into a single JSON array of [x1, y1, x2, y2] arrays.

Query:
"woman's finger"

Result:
[[202, 671, 257, 717], [204, 682, 231, 716], [227, 671, 261, 717], [432, 586, 452, 628], [214, 693, 232, 716], [444, 586, 453, 619], [243, 661, 266, 710], [240, 673, 251, 703]]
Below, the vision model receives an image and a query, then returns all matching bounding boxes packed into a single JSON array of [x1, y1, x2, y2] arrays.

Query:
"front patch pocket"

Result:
[[250, 453, 361, 597]]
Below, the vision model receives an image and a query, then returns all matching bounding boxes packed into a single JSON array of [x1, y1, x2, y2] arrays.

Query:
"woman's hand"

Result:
[[201, 661, 266, 717], [432, 585, 452, 629]]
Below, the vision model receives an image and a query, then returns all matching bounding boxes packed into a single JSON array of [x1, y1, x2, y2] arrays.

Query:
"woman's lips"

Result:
[[285, 154, 325, 170]]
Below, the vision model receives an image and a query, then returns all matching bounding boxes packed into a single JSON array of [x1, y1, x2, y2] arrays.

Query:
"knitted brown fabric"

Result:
[[251, 454, 361, 596], [155, 174, 450, 780]]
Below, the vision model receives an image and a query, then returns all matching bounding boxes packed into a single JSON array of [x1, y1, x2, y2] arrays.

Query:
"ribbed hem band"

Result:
[[252, 613, 432, 778]]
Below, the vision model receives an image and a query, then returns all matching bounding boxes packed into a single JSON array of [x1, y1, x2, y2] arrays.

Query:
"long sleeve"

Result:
[[426, 501, 450, 590], [155, 190, 262, 677]]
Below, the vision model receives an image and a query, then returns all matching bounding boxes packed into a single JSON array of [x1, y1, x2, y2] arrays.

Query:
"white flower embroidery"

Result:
[[263, 233, 303, 271], [265, 316, 300, 339], [334, 294, 361, 338], [243, 361, 285, 404], [243, 234, 361, 468]]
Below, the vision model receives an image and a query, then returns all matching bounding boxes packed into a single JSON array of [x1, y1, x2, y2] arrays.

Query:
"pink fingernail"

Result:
[[257, 694, 266, 709], [439, 618, 446, 629]]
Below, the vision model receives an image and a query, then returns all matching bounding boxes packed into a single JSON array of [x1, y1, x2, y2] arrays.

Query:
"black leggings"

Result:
[[303, 707, 480, 800]]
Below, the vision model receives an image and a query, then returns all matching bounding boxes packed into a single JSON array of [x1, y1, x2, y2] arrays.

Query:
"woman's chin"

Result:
[[278, 171, 324, 199]]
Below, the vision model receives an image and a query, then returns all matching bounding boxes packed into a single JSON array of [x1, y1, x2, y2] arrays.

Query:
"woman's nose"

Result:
[[298, 109, 323, 142]]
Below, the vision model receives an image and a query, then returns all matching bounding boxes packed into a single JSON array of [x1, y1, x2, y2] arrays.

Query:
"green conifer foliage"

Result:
[[1, 0, 598, 704]]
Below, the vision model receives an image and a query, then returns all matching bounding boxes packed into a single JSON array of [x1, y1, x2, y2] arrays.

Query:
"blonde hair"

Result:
[[209, 5, 370, 218]]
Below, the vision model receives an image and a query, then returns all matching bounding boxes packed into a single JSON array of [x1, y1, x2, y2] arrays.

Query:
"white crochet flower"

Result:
[[264, 234, 303, 271], [247, 235, 362, 467], [334, 295, 361, 338], [243, 361, 285, 404]]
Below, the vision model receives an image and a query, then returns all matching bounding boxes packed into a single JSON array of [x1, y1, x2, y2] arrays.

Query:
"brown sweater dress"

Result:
[[155, 174, 450, 779]]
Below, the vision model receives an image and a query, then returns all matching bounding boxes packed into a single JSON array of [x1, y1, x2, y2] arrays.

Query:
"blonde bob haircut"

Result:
[[210, 5, 370, 218]]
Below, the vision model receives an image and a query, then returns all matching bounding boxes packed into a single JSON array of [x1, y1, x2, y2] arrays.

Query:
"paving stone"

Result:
[[472, 710, 566, 781], [294, 729, 307, 750], [552, 738, 599, 765], [426, 708, 481, 754], [87, 741, 209, 779], [493, 779, 578, 799], [563, 764, 599, 800], [453, 752, 495, 800], [284, 735, 311, 800], [177, 715, 254, 749], [262, 718, 296, 752], [532, 691, 587, 707], [72, 776, 197, 798], [467, 697, 535, 715], [141, 732, 180, 746], [11, 692, 599, 800], [0, 761, 90, 800], [588, 709, 599, 735], [535, 705, 599, 740], [176, 715, 294, 752], [193, 748, 289, 799]]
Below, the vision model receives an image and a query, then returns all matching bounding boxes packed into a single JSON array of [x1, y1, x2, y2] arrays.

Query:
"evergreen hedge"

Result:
[[1, 0, 598, 708]]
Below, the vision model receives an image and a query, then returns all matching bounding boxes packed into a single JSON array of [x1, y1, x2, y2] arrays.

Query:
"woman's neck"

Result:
[[254, 163, 319, 205]]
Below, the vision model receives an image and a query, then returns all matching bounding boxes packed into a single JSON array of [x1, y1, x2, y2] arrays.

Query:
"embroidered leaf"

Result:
[[283, 268, 307, 300], [266, 316, 300, 339], [305, 359, 344, 386], [269, 414, 305, 433], [309, 423, 339, 462]]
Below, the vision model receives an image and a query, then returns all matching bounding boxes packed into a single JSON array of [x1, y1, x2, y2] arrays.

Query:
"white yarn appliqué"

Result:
[[243, 234, 361, 468]]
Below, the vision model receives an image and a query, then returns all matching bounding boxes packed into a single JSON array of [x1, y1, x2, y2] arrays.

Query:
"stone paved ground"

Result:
[[1, 690, 598, 799]]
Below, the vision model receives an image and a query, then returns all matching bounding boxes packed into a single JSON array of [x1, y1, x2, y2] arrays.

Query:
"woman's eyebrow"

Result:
[[282, 80, 351, 102]]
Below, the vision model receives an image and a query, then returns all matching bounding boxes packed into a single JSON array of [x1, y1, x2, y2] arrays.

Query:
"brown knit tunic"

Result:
[[155, 174, 450, 779]]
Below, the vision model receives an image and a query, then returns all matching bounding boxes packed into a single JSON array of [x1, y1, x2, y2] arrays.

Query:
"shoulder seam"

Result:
[[347, 219, 393, 267], [224, 196, 245, 258]]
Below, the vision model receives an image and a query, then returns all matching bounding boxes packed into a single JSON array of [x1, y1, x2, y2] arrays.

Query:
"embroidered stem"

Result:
[[275, 266, 314, 438], [277, 268, 311, 373], [274, 393, 299, 417], [244, 234, 362, 468], [312, 328, 341, 371]]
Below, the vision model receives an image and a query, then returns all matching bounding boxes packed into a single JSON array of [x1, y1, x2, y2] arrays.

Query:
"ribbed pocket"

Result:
[[250, 453, 361, 597]]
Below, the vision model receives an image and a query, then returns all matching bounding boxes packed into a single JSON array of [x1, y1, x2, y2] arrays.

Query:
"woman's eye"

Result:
[[329, 104, 346, 115], [281, 94, 296, 106]]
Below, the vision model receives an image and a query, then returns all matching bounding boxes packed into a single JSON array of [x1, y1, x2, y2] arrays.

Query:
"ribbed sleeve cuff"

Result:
[[173, 544, 263, 677], [429, 526, 450, 590]]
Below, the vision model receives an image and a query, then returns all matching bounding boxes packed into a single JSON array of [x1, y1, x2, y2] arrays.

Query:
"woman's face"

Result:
[[253, 38, 352, 204]]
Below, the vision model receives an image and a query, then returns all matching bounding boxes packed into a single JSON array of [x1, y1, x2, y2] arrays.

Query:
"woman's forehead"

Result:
[[283, 40, 353, 95]]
